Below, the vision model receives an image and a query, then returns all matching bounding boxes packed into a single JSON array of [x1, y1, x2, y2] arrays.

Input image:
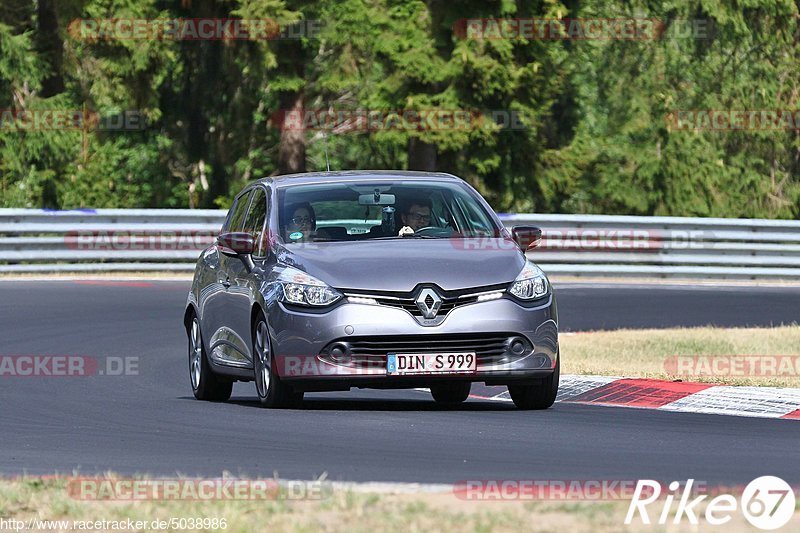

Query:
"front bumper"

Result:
[[266, 293, 558, 391]]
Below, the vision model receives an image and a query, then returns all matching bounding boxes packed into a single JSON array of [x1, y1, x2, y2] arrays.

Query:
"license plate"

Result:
[[386, 353, 476, 375]]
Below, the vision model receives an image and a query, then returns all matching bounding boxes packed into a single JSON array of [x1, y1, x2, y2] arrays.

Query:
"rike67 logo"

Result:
[[626, 476, 796, 530]]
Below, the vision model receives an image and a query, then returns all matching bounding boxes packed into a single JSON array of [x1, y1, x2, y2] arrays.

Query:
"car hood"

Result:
[[275, 238, 527, 292]]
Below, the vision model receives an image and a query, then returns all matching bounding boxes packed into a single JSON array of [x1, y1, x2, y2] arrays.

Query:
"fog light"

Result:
[[329, 343, 350, 363], [510, 340, 525, 355]]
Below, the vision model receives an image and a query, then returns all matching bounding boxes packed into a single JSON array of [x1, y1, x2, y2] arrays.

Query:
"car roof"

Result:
[[254, 170, 463, 188]]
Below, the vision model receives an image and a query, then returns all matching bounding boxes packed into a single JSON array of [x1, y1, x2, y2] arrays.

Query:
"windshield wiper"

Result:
[[370, 234, 442, 240]]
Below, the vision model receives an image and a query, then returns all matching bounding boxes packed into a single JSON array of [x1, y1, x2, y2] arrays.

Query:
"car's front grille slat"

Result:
[[351, 344, 506, 351], [348, 347, 505, 355], [337, 333, 512, 359], [346, 338, 506, 346]]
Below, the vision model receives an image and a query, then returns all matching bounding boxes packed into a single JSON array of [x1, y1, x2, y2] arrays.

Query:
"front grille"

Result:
[[345, 283, 506, 318], [326, 333, 512, 359], [372, 294, 480, 317]]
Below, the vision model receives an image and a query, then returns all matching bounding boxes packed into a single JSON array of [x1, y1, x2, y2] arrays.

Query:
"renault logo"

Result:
[[415, 288, 442, 319]]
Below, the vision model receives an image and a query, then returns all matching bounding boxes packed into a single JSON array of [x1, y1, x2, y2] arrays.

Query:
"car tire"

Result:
[[253, 313, 303, 409], [430, 382, 471, 404], [188, 315, 233, 402], [507, 354, 560, 410]]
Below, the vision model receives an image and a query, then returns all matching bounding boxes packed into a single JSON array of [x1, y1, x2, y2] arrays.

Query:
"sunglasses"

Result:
[[291, 216, 312, 225]]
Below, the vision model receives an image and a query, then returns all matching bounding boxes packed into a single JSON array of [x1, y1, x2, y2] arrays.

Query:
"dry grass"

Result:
[[1, 477, 797, 533], [560, 325, 800, 387]]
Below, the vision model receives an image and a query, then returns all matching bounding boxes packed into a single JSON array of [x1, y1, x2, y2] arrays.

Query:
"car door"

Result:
[[202, 189, 253, 367], [225, 185, 270, 367]]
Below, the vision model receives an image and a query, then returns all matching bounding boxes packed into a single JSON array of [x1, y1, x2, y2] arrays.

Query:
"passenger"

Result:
[[285, 202, 316, 242]]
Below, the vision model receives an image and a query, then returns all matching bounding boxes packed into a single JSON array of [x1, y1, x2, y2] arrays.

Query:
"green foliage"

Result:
[[0, 0, 797, 218], [541, 0, 800, 217]]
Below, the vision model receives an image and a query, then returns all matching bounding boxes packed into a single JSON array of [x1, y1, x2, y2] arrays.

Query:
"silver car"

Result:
[[184, 171, 559, 409]]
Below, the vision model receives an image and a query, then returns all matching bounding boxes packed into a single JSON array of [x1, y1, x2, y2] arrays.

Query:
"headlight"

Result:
[[275, 266, 343, 306], [508, 261, 549, 300]]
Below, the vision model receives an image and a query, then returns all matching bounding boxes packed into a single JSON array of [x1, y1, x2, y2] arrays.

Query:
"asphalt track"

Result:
[[1, 280, 799, 484]]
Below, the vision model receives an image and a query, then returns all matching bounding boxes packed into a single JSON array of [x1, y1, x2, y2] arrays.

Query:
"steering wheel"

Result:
[[412, 226, 455, 237], [412, 226, 440, 234]]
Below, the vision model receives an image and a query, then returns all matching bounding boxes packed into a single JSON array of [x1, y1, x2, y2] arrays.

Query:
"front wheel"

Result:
[[430, 382, 471, 404], [253, 314, 303, 408], [507, 355, 560, 410], [188, 316, 233, 402]]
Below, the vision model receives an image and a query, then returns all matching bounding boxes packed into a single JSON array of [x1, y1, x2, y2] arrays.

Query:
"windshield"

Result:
[[277, 180, 500, 243]]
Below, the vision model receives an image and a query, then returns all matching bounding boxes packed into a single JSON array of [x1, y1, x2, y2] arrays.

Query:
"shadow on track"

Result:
[[181, 395, 519, 412]]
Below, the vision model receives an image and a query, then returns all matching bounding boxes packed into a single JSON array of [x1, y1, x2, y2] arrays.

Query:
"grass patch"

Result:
[[0, 476, 795, 532], [560, 325, 800, 387]]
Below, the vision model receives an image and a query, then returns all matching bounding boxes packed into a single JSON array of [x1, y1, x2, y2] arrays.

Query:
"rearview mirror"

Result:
[[358, 193, 396, 206], [217, 232, 255, 256], [511, 226, 542, 250]]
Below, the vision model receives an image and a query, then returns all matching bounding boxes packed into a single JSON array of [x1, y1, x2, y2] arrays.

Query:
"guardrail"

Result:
[[0, 209, 223, 273], [501, 213, 800, 279], [1, 209, 799, 279]]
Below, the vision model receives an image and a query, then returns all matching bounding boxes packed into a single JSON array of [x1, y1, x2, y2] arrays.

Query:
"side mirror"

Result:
[[511, 226, 542, 250], [217, 232, 255, 256]]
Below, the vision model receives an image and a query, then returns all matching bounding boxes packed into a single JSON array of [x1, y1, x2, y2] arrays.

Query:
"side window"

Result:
[[430, 192, 454, 229], [225, 191, 253, 233], [455, 196, 493, 235], [243, 188, 268, 256], [221, 199, 237, 233]]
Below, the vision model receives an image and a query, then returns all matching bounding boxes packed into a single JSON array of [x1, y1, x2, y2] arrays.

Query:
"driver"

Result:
[[399, 198, 433, 233]]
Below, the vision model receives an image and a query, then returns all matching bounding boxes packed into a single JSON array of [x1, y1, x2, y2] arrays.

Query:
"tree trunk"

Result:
[[278, 91, 306, 174], [408, 138, 437, 171], [37, 0, 64, 97]]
